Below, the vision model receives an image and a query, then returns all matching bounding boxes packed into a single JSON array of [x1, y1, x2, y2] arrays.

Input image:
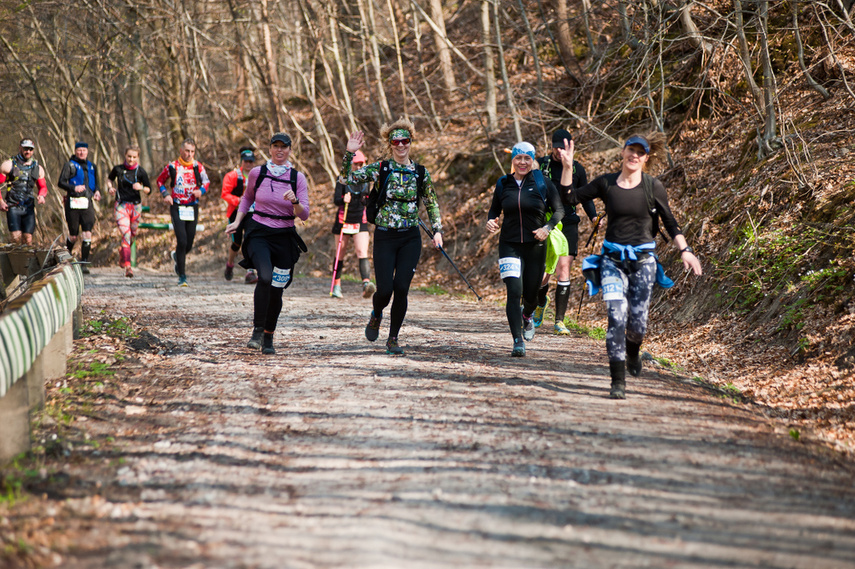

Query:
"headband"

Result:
[[511, 142, 536, 159], [389, 129, 411, 141]]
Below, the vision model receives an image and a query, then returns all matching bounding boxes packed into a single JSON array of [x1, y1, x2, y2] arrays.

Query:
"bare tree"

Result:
[[428, 0, 457, 97], [481, 0, 498, 133]]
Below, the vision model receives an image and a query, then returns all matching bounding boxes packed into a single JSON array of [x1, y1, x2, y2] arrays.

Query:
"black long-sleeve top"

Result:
[[108, 164, 151, 205], [333, 181, 369, 224], [538, 155, 596, 222], [569, 173, 682, 246], [488, 172, 565, 243]]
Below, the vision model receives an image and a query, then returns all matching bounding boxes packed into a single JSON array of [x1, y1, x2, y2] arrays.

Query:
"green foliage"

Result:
[[564, 318, 606, 340], [418, 284, 448, 295], [81, 315, 136, 339], [789, 428, 801, 441]]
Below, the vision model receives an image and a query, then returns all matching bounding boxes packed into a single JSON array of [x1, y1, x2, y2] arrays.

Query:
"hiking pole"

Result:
[[330, 199, 350, 296], [418, 219, 482, 301], [577, 212, 606, 318]]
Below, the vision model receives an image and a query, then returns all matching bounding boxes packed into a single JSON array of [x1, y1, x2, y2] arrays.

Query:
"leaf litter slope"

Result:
[[6, 268, 855, 569]]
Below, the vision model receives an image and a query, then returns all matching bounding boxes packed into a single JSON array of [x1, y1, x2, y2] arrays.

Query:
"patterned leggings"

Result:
[[115, 202, 142, 267], [602, 255, 656, 363]]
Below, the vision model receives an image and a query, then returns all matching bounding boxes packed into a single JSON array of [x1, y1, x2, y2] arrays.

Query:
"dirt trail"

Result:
[[10, 267, 855, 568]]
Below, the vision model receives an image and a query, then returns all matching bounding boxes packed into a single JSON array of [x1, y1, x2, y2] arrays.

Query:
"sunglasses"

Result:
[[390, 139, 410, 147], [21, 147, 34, 152]]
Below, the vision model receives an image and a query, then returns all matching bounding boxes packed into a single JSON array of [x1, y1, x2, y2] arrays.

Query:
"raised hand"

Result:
[[346, 131, 365, 154]]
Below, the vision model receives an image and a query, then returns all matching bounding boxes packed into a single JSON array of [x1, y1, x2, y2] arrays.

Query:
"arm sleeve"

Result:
[[339, 153, 379, 185], [37, 177, 47, 197], [545, 178, 564, 230], [221, 172, 241, 209], [487, 179, 504, 221], [333, 182, 347, 206], [0, 173, 6, 184], [571, 174, 607, 205], [138, 169, 151, 190], [653, 178, 683, 239], [155, 166, 171, 195], [198, 164, 210, 194], [238, 168, 258, 214], [421, 169, 442, 233], [108, 166, 118, 183], [295, 172, 310, 221], [57, 162, 74, 192]]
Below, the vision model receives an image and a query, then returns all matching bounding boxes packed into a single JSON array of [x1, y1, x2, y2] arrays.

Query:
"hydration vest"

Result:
[[230, 168, 245, 198], [68, 159, 97, 192], [7, 156, 39, 205]]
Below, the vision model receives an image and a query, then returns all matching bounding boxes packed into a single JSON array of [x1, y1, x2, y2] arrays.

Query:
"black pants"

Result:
[[170, 203, 199, 277], [228, 209, 251, 252], [373, 227, 421, 339], [242, 220, 305, 331], [499, 240, 546, 341]]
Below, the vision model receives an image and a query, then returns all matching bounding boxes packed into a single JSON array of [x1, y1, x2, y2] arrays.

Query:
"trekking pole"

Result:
[[418, 219, 482, 301], [577, 212, 605, 318], [330, 199, 350, 296]]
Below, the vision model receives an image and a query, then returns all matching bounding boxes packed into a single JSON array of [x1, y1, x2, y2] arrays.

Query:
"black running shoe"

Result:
[[511, 338, 526, 357], [386, 337, 404, 356], [247, 326, 264, 350], [225, 264, 234, 281], [365, 311, 381, 342]]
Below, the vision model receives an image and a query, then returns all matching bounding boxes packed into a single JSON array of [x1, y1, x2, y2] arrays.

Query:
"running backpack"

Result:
[[168, 162, 202, 189], [365, 161, 426, 224], [250, 164, 299, 221]]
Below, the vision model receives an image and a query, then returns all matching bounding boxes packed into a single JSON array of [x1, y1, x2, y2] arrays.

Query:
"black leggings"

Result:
[[372, 227, 421, 339], [499, 240, 546, 341], [170, 204, 198, 277]]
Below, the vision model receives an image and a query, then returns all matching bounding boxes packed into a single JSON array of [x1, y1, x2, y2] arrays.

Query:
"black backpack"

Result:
[[250, 164, 299, 221], [168, 162, 202, 189], [365, 161, 426, 224]]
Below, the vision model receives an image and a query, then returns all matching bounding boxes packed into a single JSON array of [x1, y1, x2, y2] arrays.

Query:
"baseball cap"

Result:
[[551, 129, 572, 148], [20, 139, 35, 149], [353, 150, 367, 163], [271, 133, 292, 146], [240, 149, 255, 162], [624, 135, 650, 154]]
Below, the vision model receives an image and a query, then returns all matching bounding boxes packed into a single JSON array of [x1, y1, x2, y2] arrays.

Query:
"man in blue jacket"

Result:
[[58, 141, 101, 273]]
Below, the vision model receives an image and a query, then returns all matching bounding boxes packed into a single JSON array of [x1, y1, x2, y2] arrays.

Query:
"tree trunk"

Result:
[[550, 0, 584, 84], [429, 0, 457, 97], [358, 0, 393, 123], [481, 0, 498, 133], [732, 0, 764, 115], [792, 0, 830, 99], [494, 0, 521, 141]]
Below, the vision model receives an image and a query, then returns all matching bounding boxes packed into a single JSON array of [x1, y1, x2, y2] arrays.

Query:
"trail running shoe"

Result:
[[522, 312, 535, 341], [365, 311, 381, 342], [262, 334, 275, 355], [177, 276, 188, 287], [627, 354, 642, 377], [224, 264, 234, 281], [511, 339, 526, 357], [386, 337, 405, 356], [125, 266, 134, 278], [81, 264, 91, 274], [362, 281, 376, 298], [171, 250, 178, 275], [331, 284, 343, 298], [553, 321, 571, 336], [610, 378, 626, 399], [247, 326, 264, 350], [533, 303, 546, 328], [245, 269, 258, 285]]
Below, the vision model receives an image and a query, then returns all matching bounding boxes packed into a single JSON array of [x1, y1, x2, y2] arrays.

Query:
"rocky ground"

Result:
[[2, 266, 855, 568]]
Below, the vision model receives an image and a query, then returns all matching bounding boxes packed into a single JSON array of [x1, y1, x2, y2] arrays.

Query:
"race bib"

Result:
[[69, 197, 89, 210], [178, 205, 195, 221], [498, 257, 521, 279], [601, 276, 624, 301], [341, 223, 360, 235], [272, 267, 291, 288]]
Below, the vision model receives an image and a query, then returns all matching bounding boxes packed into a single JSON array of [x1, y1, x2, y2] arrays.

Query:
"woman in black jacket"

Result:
[[560, 132, 702, 398], [486, 142, 565, 357]]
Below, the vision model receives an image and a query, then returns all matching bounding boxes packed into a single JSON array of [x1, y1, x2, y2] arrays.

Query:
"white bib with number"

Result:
[[601, 276, 624, 301], [498, 257, 521, 279], [341, 223, 360, 235], [69, 197, 89, 210], [178, 205, 195, 221], [272, 267, 291, 288]]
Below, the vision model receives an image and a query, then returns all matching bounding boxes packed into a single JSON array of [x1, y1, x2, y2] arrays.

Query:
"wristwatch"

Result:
[[291, 198, 300, 205], [680, 246, 694, 254]]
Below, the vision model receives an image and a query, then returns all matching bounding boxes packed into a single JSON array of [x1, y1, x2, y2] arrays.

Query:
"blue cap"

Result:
[[624, 136, 649, 154], [75, 141, 88, 149]]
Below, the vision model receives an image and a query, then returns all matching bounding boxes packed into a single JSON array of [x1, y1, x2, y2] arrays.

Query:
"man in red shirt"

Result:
[[155, 138, 210, 286], [221, 147, 257, 283], [0, 138, 48, 245]]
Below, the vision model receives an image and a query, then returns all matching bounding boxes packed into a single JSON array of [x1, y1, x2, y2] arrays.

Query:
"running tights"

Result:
[[372, 227, 421, 340], [499, 240, 546, 341]]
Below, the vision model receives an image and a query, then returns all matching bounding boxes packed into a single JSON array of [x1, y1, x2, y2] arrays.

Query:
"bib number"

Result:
[[342, 223, 360, 235], [178, 205, 195, 221], [498, 257, 521, 279], [69, 197, 89, 210], [601, 276, 624, 301], [272, 267, 291, 288]]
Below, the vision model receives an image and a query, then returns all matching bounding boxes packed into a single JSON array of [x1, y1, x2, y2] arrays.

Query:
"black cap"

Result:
[[239, 149, 255, 162], [271, 133, 291, 146], [75, 141, 89, 149], [551, 128, 572, 148]]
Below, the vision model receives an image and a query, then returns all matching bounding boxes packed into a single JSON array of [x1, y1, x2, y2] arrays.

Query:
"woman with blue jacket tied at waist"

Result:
[[558, 132, 702, 399], [486, 142, 564, 357], [226, 133, 309, 355], [341, 118, 443, 356]]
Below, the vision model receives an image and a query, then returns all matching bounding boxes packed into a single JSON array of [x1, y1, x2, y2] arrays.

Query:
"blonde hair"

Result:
[[626, 131, 668, 172], [380, 117, 417, 148]]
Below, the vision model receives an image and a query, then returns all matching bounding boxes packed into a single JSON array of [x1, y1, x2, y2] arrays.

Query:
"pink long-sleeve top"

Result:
[[239, 162, 310, 229]]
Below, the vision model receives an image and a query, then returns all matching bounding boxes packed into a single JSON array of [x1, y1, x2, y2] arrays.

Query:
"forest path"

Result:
[[25, 267, 855, 568]]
